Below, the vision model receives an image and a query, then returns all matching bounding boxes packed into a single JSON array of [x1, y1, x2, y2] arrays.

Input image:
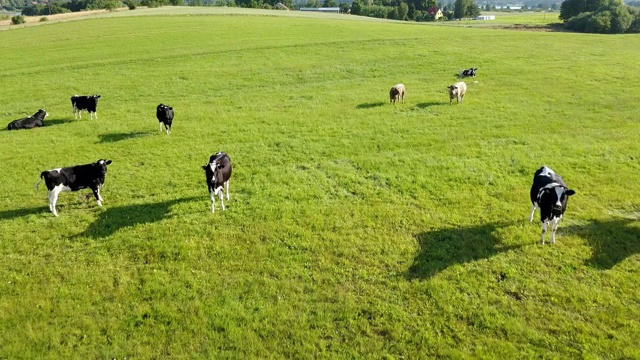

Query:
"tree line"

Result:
[[560, 0, 640, 33]]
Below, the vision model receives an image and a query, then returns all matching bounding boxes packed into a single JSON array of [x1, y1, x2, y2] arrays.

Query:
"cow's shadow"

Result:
[[565, 218, 640, 269], [45, 118, 74, 127], [407, 222, 519, 280], [0, 206, 49, 221], [97, 131, 153, 143], [415, 101, 445, 109], [356, 102, 386, 109], [75, 196, 200, 239]]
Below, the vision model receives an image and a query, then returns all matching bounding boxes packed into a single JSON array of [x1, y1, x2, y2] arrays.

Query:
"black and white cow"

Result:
[[529, 166, 575, 244], [202, 152, 232, 213], [156, 104, 174, 135], [35, 159, 112, 216], [7, 109, 48, 130], [459, 67, 477, 78], [71, 95, 101, 120]]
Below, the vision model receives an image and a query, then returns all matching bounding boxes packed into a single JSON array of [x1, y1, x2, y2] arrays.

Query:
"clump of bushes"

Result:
[[39, 16, 48, 21], [565, 3, 640, 33], [11, 15, 25, 24], [126, 0, 137, 9]]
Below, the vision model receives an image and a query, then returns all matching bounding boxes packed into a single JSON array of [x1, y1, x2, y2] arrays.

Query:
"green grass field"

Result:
[[1, 8, 640, 358]]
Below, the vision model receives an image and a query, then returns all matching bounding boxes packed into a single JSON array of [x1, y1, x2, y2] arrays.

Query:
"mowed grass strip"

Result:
[[1, 11, 640, 358]]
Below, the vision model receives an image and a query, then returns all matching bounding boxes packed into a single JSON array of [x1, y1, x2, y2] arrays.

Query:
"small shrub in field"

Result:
[[11, 15, 25, 25], [127, 0, 137, 9], [40, 16, 48, 21]]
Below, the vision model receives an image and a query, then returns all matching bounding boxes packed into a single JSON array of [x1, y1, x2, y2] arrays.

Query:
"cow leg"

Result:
[[166, 125, 171, 135], [209, 189, 216, 213], [218, 189, 225, 211], [95, 112, 98, 120], [225, 180, 230, 201], [160, 122, 163, 132], [550, 217, 561, 244], [540, 220, 548, 245], [92, 187, 103, 206], [47, 191, 56, 215], [529, 204, 537, 222]]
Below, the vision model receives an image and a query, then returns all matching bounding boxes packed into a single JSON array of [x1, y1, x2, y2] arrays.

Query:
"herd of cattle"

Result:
[[4, 67, 576, 244]]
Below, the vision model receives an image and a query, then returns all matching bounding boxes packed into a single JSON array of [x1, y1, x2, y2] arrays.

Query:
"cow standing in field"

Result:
[[529, 166, 575, 244], [202, 152, 232, 213], [71, 95, 101, 120], [7, 109, 48, 130], [156, 104, 174, 135], [390, 84, 405, 104], [448, 82, 467, 105], [36, 159, 112, 217]]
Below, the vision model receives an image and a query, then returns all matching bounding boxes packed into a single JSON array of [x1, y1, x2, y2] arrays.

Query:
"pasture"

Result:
[[1, 8, 640, 358]]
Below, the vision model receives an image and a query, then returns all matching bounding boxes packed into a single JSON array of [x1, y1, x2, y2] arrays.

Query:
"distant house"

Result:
[[476, 15, 496, 20], [299, 7, 340, 13], [426, 7, 444, 19]]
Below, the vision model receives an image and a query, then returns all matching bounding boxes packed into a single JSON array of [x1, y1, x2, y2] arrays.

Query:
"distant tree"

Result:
[[398, 1, 408, 18], [339, 1, 349, 12], [453, 0, 478, 17], [627, 0, 640, 6], [351, 0, 362, 13], [484, 3, 490, 10], [425, 0, 436, 7], [407, 2, 415, 17], [323, 0, 337, 6]]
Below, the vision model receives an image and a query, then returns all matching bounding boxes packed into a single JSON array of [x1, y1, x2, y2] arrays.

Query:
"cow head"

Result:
[[95, 159, 112, 176], [539, 185, 575, 213], [448, 85, 458, 95], [93, 95, 101, 101], [35, 109, 48, 118]]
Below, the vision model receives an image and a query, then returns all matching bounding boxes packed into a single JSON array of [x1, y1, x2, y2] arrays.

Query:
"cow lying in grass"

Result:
[[7, 109, 48, 130]]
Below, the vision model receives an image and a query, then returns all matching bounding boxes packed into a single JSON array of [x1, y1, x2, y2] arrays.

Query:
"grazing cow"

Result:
[[35, 159, 112, 217], [448, 81, 467, 105], [71, 95, 101, 120], [202, 152, 232, 213], [7, 109, 48, 130], [529, 166, 576, 244], [156, 104, 174, 135], [389, 84, 405, 104], [459, 67, 477, 78]]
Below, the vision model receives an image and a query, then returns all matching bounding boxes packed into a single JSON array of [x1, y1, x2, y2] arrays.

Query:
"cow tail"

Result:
[[35, 172, 46, 191]]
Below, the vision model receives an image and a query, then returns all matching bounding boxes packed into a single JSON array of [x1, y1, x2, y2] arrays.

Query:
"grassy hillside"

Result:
[[1, 10, 639, 358]]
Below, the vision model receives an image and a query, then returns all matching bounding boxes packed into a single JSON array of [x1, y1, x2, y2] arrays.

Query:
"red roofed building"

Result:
[[426, 7, 443, 19]]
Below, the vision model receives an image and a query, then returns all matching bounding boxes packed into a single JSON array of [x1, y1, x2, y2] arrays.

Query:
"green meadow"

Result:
[[1, 8, 639, 358]]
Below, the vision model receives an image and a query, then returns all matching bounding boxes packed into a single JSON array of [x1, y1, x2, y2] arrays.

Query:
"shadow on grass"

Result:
[[0, 206, 49, 221], [565, 219, 640, 269], [45, 118, 74, 126], [97, 131, 153, 143], [407, 222, 519, 280], [356, 102, 386, 109], [415, 101, 445, 109], [75, 196, 200, 239]]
